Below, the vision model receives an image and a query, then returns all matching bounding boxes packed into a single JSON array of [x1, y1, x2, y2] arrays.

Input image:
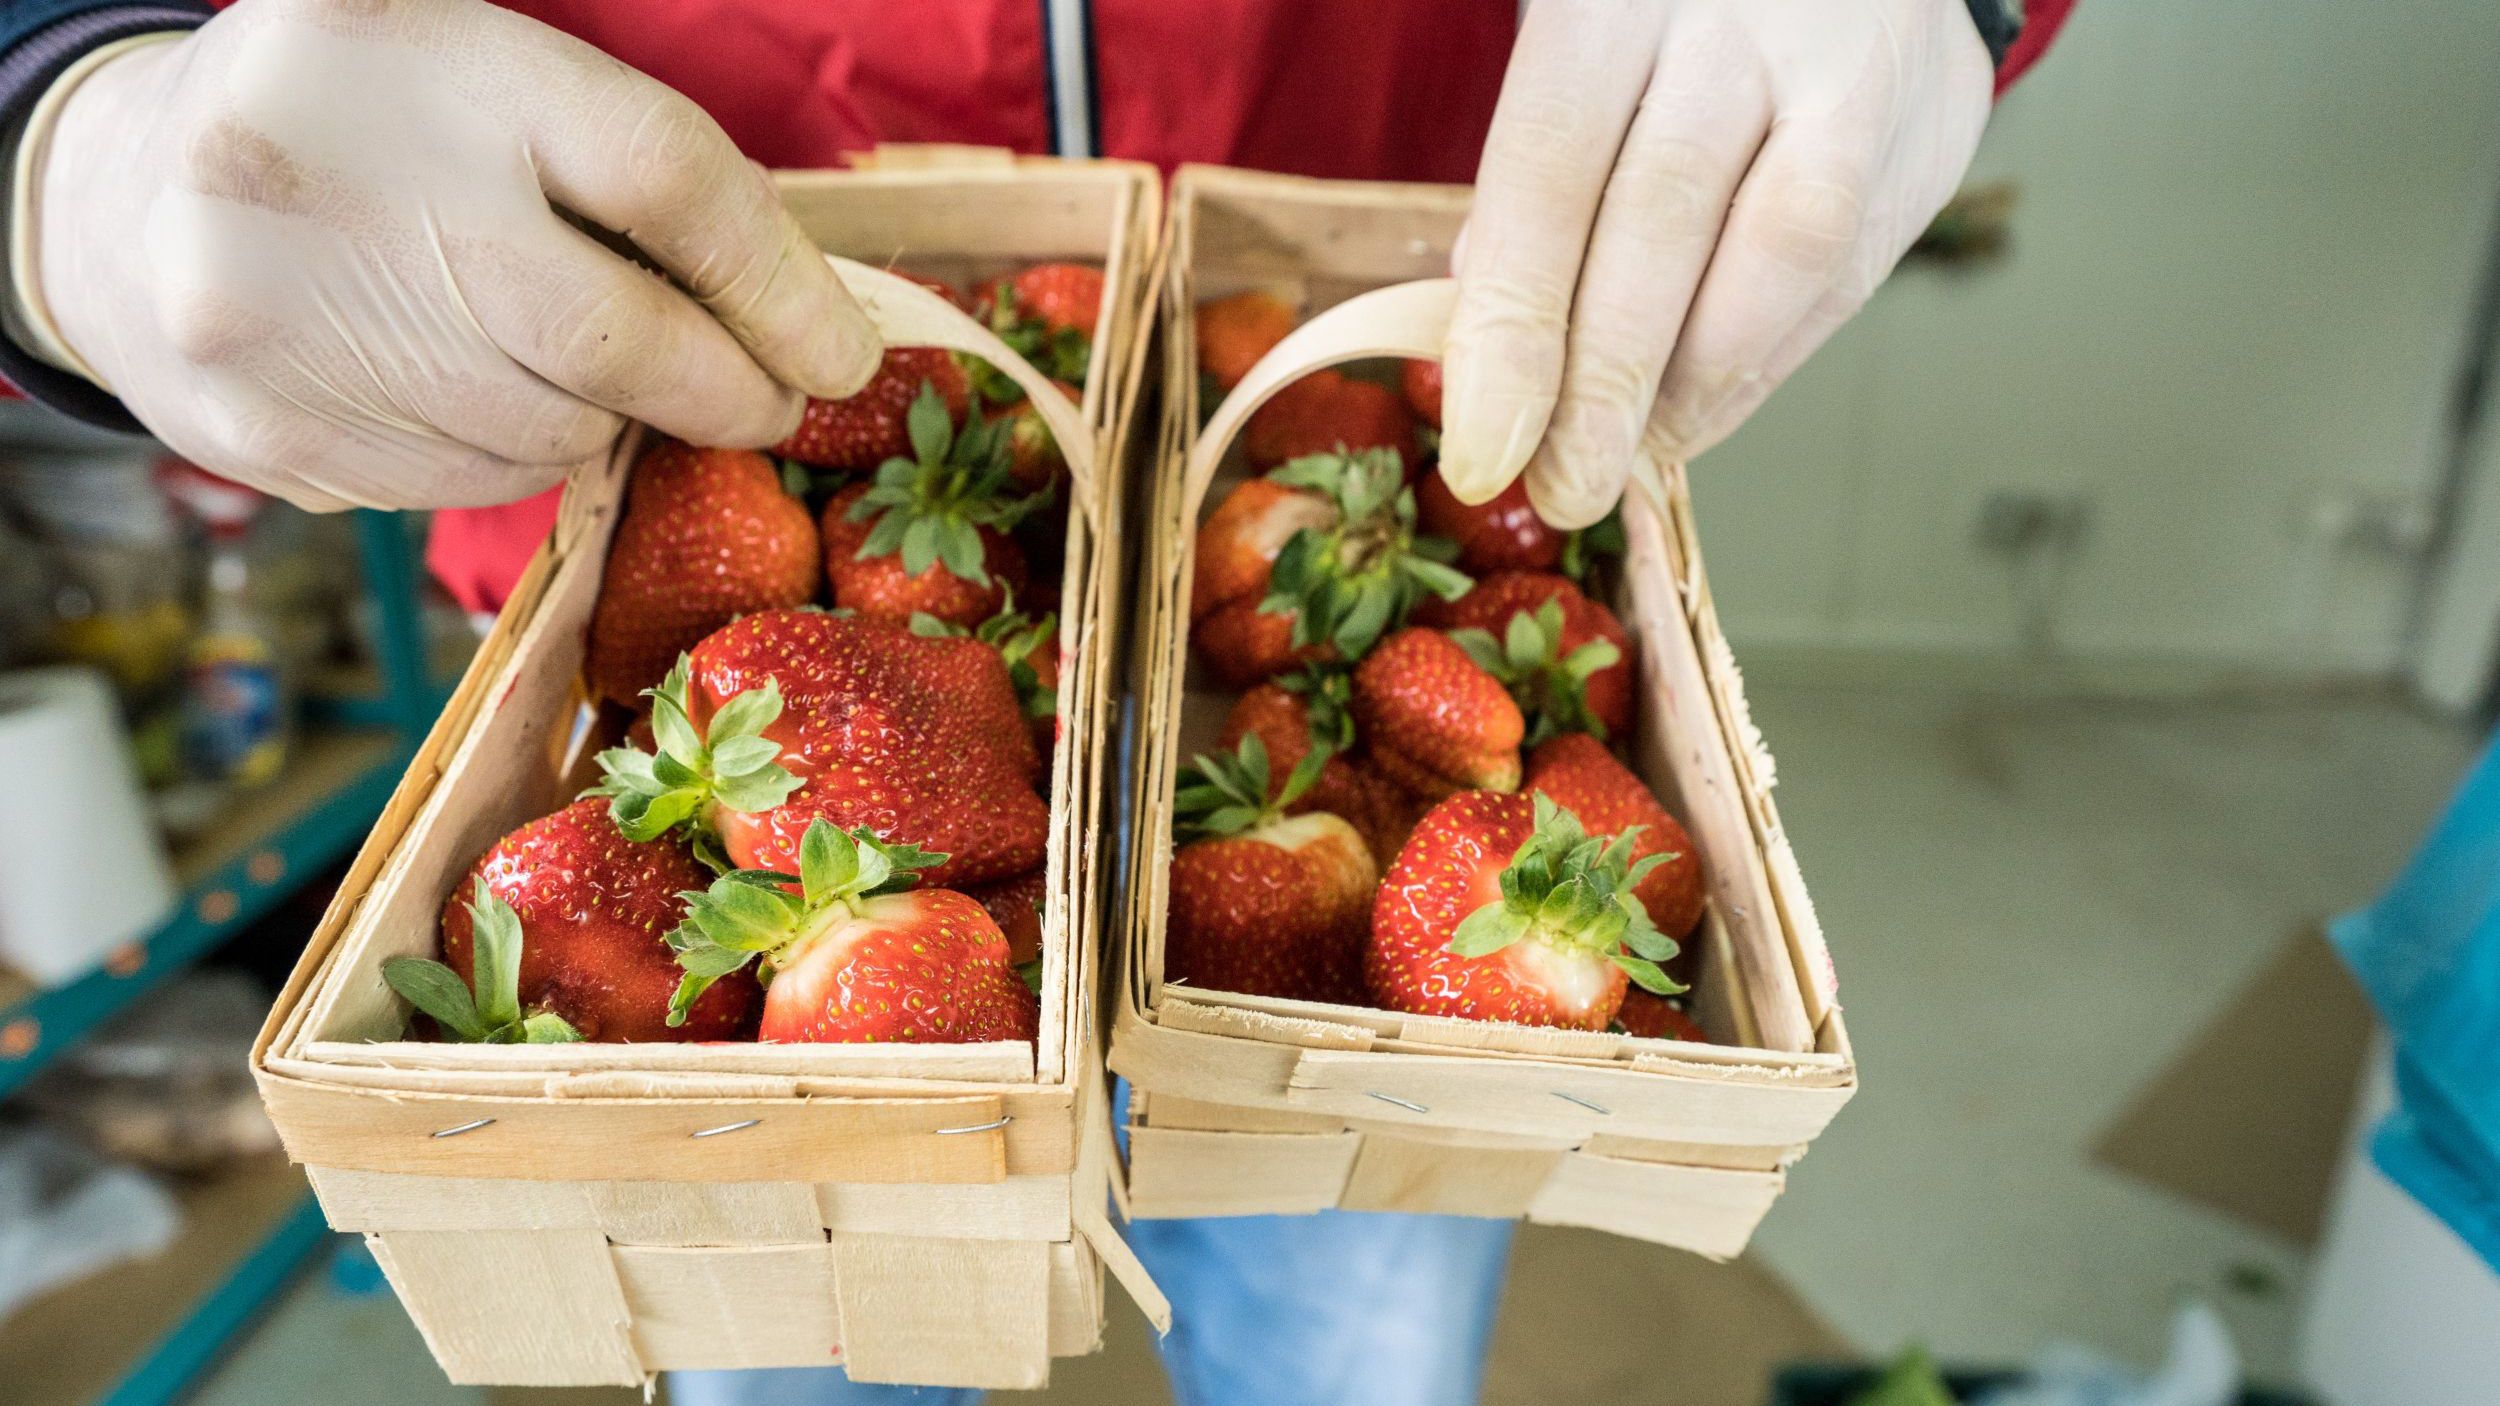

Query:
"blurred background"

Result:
[[4, 4, 2499, 1406]]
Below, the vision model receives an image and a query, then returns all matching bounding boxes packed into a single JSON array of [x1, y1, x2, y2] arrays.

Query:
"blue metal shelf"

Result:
[[98, 1197, 338, 1406]]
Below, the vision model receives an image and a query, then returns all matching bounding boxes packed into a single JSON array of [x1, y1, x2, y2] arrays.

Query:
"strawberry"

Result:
[[666, 821, 1038, 1043], [1188, 449, 1471, 687], [1368, 791, 1683, 1030], [777, 351, 972, 471], [1428, 572, 1634, 742], [911, 601, 1061, 765], [1523, 733, 1704, 937], [1196, 291, 1296, 391], [1165, 736, 1377, 1005], [965, 264, 1100, 405], [420, 799, 759, 1042], [594, 611, 1046, 889], [822, 384, 1047, 628], [1219, 666, 1412, 866], [1350, 627, 1524, 800], [1243, 371, 1420, 472], [585, 440, 819, 708], [965, 867, 1047, 968], [1614, 989, 1709, 1043], [983, 378, 1082, 491], [1416, 467, 1564, 576], [1402, 358, 1443, 428]]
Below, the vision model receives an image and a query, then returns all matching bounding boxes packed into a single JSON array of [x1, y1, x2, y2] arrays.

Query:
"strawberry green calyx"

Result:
[[664, 820, 948, 1025], [1449, 598, 1624, 744], [1447, 794, 1685, 994], [848, 383, 1052, 588], [1276, 662, 1356, 755], [1174, 734, 1328, 841], [910, 598, 1060, 722], [384, 881, 582, 1044], [589, 659, 800, 870], [1557, 507, 1625, 583], [1258, 447, 1471, 661]]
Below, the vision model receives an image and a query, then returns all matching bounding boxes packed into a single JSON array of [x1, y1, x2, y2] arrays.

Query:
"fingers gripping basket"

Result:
[[1109, 166, 1855, 1258], [249, 159, 1168, 1391]]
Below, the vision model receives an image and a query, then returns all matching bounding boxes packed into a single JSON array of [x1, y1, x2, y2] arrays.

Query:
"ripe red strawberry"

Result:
[[1614, 989, 1709, 1043], [966, 264, 1101, 408], [594, 611, 1045, 889], [667, 821, 1037, 1043], [1523, 733, 1704, 937], [965, 867, 1047, 967], [1351, 627, 1524, 800], [1426, 571, 1634, 742], [585, 440, 819, 708], [1219, 666, 1411, 866], [983, 378, 1082, 491], [1189, 449, 1470, 688], [1402, 358, 1443, 428], [1166, 737, 1377, 1005], [1368, 791, 1683, 1030], [1243, 371, 1420, 472], [413, 799, 758, 1042], [1196, 291, 1296, 390], [823, 385, 1047, 628], [1416, 467, 1564, 575], [777, 353, 972, 471]]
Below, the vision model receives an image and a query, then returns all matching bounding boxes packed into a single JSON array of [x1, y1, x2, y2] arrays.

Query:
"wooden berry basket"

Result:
[[1109, 164, 1854, 1259], [248, 154, 1167, 1391]]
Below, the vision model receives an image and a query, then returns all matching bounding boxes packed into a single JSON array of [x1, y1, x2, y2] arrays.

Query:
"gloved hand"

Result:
[[17, 0, 882, 510], [1440, 0, 1994, 527]]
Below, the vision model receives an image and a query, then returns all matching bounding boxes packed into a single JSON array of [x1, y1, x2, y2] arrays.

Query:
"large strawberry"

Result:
[[1243, 370, 1419, 471], [777, 351, 973, 472], [1368, 791, 1682, 1030], [823, 384, 1047, 627], [585, 441, 819, 708], [417, 799, 759, 1042], [666, 821, 1038, 1043], [1196, 291, 1296, 391], [1189, 448, 1470, 687], [595, 611, 1045, 889], [1523, 733, 1704, 937], [1416, 468, 1564, 576], [1427, 571, 1634, 742], [1165, 737, 1377, 1005], [1350, 627, 1524, 800], [1219, 665, 1412, 865]]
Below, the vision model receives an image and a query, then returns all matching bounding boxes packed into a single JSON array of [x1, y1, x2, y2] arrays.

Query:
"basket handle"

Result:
[[824, 255, 1099, 528], [1181, 277, 1668, 520]]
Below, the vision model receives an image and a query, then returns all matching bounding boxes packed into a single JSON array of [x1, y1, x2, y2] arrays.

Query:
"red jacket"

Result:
[[426, 0, 2074, 612]]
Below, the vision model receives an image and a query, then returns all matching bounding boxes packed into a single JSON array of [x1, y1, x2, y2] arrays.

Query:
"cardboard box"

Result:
[[249, 155, 1167, 1391], [1108, 165, 1855, 1258]]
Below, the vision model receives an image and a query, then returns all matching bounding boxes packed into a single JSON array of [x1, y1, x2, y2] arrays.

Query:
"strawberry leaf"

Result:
[[1613, 954, 1678, 994], [382, 956, 487, 1042], [907, 383, 953, 465], [467, 879, 525, 1030]]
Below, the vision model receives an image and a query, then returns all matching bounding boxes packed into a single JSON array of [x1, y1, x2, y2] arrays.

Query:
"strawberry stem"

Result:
[[588, 658, 801, 871], [847, 383, 1052, 587], [1257, 448, 1471, 662], [1449, 597, 1624, 744], [1174, 734, 1328, 840]]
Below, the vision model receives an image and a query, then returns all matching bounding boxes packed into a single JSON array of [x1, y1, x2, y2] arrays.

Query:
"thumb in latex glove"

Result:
[[20, 0, 882, 510], [1439, 0, 1993, 528]]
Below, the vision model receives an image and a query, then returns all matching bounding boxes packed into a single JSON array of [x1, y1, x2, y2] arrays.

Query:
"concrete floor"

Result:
[[189, 678, 2483, 1404]]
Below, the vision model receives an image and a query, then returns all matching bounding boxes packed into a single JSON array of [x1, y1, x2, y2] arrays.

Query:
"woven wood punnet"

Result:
[[1109, 165, 1855, 1258], [249, 154, 1167, 1391]]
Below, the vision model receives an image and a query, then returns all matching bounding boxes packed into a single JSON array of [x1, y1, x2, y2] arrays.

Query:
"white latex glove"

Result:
[[1440, 0, 1994, 527], [19, 0, 881, 510]]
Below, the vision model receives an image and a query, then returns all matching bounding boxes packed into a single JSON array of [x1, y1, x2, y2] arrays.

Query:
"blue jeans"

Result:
[[671, 1165, 1515, 1406]]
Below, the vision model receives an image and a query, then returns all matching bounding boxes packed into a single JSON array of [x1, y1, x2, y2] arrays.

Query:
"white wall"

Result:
[[1690, 1, 2500, 676]]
